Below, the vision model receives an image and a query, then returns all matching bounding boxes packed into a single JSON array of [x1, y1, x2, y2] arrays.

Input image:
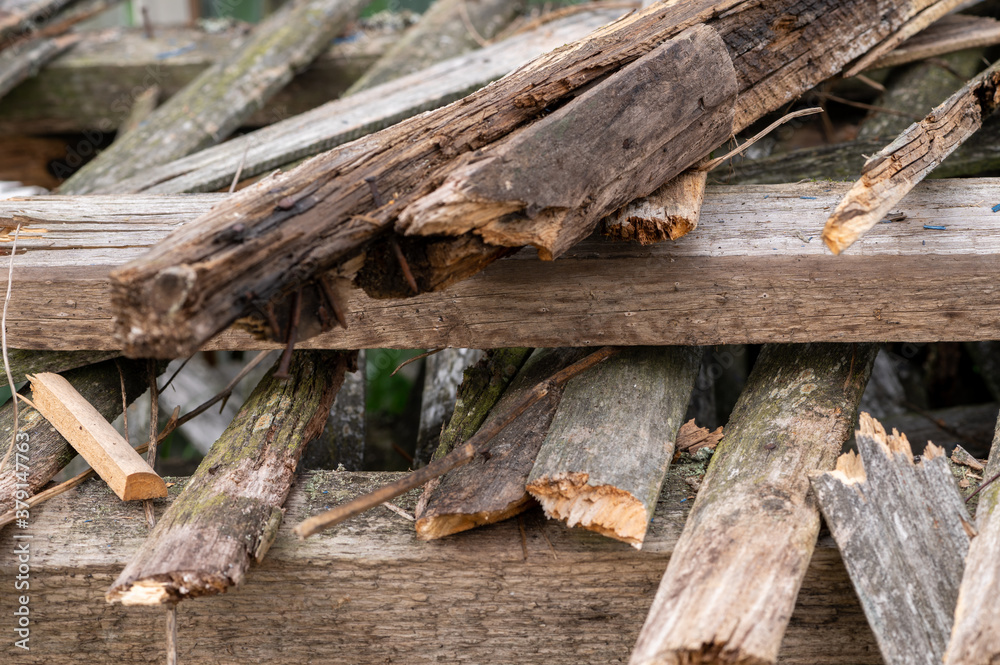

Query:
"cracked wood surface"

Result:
[[0, 468, 881, 664]]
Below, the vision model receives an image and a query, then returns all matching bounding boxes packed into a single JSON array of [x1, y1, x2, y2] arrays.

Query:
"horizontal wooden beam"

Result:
[[0, 469, 878, 663], [1, 178, 999, 351]]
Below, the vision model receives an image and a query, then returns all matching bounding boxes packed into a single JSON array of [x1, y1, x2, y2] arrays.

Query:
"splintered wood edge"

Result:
[[107, 571, 232, 606], [822, 412, 947, 485], [526, 473, 648, 549], [414, 497, 533, 541]]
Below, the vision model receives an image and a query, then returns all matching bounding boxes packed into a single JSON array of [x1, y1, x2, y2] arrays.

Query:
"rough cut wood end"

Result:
[[527, 472, 649, 548], [107, 570, 230, 606], [414, 498, 532, 541]]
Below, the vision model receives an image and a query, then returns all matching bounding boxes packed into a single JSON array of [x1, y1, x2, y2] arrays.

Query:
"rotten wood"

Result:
[[822, 58, 1000, 254], [27, 371, 166, 501], [603, 168, 708, 243], [0, 357, 147, 512], [106, 350, 349, 605], [415, 347, 584, 540], [58, 0, 370, 195], [526, 347, 700, 547], [107, 0, 954, 358], [0, 468, 881, 664], [630, 343, 878, 665], [413, 347, 482, 467], [810, 413, 971, 665], [0, 33, 77, 101]]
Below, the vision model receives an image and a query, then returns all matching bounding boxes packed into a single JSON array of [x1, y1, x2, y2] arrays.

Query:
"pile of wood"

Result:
[[3, 0, 1000, 663]]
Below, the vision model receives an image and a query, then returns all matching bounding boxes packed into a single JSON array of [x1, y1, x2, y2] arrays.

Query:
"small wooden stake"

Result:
[[28, 372, 166, 501]]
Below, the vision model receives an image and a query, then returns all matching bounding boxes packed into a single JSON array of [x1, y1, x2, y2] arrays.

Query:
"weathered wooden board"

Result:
[[0, 469, 881, 664], [1, 179, 999, 350], [870, 13, 1000, 70]]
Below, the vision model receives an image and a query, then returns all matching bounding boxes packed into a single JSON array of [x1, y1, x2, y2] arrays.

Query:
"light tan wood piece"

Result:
[[27, 371, 166, 501], [603, 169, 708, 243]]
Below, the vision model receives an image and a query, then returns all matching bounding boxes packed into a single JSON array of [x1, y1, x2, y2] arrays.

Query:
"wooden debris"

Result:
[[0, 34, 78, 101], [415, 348, 584, 540], [675, 418, 723, 453], [526, 347, 699, 547], [300, 350, 366, 471], [0, 358, 147, 512], [106, 351, 349, 605], [630, 343, 877, 665], [27, 371, 166, 501], [810, 413, 971, 665], [59, 0, 369, 195], [108, 0, 951, 357], [822, 58, 1000, 254], [0, 0, 75, 41], [945, 413, 1000, 665], [117, 85, 159, 135], [413, 347, 482, 467], [602, 168, 707, 244], [3, 349, 118, 384], [869, 13, 1000, 70]]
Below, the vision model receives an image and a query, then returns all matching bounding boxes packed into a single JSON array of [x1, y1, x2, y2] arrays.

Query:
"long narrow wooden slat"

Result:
[[0, 469, 881, 664], [1, 179, 1000, 350], [869, 13, 1000, 70], [630, 343, 877, 665]]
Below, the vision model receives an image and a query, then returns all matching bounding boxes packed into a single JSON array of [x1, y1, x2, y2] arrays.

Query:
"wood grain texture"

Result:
[[0, 468, 882, 664], [59, 0, 369, 195], [944, 413, 1000, 665], [526, 347, 700, 547], [5, 179, 1000, 350], [869, 13, 1000, 70], [106, 351, 348, 605], [810, 414, 970, 665], [415, 348, 584, 540], [28, 371, 166, 501], [107, 0, 943, 357], [630, 343, 878, 665], [0, 358, 147, 512], [604, 168, 708, 244], [823, 58, 1000, 254], [414, 347, 482, 467]]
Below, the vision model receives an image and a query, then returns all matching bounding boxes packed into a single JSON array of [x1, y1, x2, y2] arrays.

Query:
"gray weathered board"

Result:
[[1, 178, 999, 350]]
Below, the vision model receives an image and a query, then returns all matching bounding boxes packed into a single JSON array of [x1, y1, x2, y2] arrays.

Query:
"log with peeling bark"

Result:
[[822, 58, 1000, 255], [413, 347, 482, 467], [106, 350, 348, 605], [345, 0, 524, 94], [810, 413, 971, 665], [108, 0, 957, 358], [526, 347, 700, 547], [58, 0, 369, 195], [602, 168, 708, 243], [0, 33, 77, 101], [630, 343, 878, 665], [0, 357, 147, 513], [415, 347, 583, 540], [944, 413, 1000, 665]]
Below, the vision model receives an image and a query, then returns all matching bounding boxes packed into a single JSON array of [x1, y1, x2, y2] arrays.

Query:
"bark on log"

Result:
[[345, 0, 524, 94], [810, 413, 971, 665], [0, 357, 147, 513], [413, 347, 482, 467], [106, 350, 348, 605], [822, 58, 1000, 254], [300, 350, 365, 471], [415, 347, 584, 540], [526, 347, 700, 547], [0, 33, 77, 101], [58, 0, 368, 195], [630, 342, 878, 665], [944, 412, 1000, 665], [8, 179, 1000, 350], [602, 168, 708, 244], [108, 0, 953, 358], [0, 469, 882, 665]]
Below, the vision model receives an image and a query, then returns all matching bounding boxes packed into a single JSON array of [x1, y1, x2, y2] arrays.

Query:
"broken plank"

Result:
[[630, 343, 877, 665], [823, 58, 1000, 254], [28, 371, 166, 501], [59, 0, 369, 195], [415, 347, 583, 540], [108, 0, 950, 357], [0, 469, 880, 665], [526, 347, 700, 547], [106, 350, 349, 605], [810, 413, 971, 665]]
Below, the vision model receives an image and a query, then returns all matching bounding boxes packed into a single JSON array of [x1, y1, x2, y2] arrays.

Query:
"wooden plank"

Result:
[[630, 343, 878, 665], [869, 13, 1000, 71], [3, 178, 1000, 350], [106, 351, 348, 605], [59, 0, 370, 195], [526, 347, 700, 547], [823, 58, 1000, 254], [810, 413, 971, 665], [106, 0, 962, 358], [0, 469, 881, 664], [28, 371, 166, 501]]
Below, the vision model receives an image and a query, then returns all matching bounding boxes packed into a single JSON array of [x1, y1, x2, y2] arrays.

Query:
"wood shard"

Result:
[[810, 412, 971, 665], [527, 347, 700, 547], [676, 418, 724, 453], [604, 168, 708, 244], [28, 371, 166, 501]]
